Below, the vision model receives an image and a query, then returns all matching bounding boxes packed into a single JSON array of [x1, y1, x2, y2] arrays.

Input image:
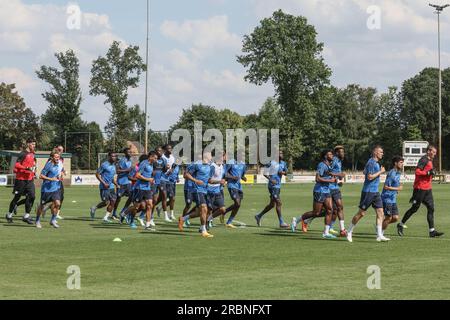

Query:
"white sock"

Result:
[[377, 225, 383, 237], [7, 212, 13, 218], [146, 221, 151, 228], [430, 228, 435, 232], [201, 225, 207, 232], [340, 220, 345, 231], [104, 212, 111, 220], [324, 225, 330, 235], [23, 213, 30, 219], [348, 223, 355, 234], [170, 210, 174, 216], [164, 211, 168, 217]]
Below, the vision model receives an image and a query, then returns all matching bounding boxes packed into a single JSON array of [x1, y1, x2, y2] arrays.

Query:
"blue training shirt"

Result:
[[381, 169, 401, 204], [97, 161, 116, 190], [225, 159, 246, 191], [188, 162, 213, 194], [313, 161, 333, 194], [183, 164, 195, 192], [168, 164, 180, 183], [152, 157, 167, 186], [362, 158, 381, 193], [329, 156, 342, 191], [266, 160, 287, 189], [135, 160, 154, 191], [117, 157, 132, 186], [41, 161, 63, 193]]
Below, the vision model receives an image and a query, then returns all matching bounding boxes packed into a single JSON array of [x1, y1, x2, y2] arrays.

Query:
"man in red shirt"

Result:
[[397, 145, 444, 238], [6, 138, 37, 224]]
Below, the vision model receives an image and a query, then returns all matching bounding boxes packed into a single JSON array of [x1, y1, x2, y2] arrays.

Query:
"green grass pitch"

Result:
[[0, 183, 449, 300]]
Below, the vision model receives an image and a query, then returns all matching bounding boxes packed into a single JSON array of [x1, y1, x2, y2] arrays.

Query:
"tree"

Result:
[[335, 85, 378, 170], [371, 87, 403, 168], [90, 41, 146, 148], [400, 67, 450, 168], [237, 10, 332, 168], [0, 83, 41, 150], [36, 50, 83, 147]]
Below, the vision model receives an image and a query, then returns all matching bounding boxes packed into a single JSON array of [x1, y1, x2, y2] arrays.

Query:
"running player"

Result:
[[206, 152, 227, 229], [397, 145, 444, 238], [291, 149, 338, 239], [159, 144, 175, 222], [129, 151, 157, 230], [90, 152, 118, 223], [150, 146, 167, 225], [36, 150, 63, 229], [112, 148, 133, 220], [223, 157, 247, 228], [346, 145, 389, 242], [254, 150, 289, 228], [6, 137, 37, 224], [296, 146, 347, 236], [166, 158, 181, 221], [381, 156, 404, 234], [179, 152, 214, 238]]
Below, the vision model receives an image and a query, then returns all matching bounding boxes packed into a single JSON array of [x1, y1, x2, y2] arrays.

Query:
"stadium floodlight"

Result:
[[144, 0, 150, 154], [429, 3, 449, 173]]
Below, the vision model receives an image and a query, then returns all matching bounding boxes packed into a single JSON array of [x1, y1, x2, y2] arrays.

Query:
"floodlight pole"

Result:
[[144, 0, 150, 154], [430, 3, 449, 173]]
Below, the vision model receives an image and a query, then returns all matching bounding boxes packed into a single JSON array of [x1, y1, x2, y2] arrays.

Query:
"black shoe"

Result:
[[5, 214, 13, 223], [22, 217, 34, 225], [430, 230, 444, 238], [397, 224, 404, 237]]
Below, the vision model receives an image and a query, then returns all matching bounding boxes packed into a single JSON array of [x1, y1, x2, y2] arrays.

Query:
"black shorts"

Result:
[[133, 189, 153, 203], [383, 202, 399, 216], [40, 191, 61, 205], [207, 192, 225, 211], [410, 189, 434, 208], [313, 192, 331, 204], [117, 184, 132, 198], [100, 189, 117, 202], [59, 181, 65, 200], [13, 179, 35, 197], [193, 192, 208, 207], [269, 187, 281, 200], [151, 184, 159, 195], [166, 182, 176, 198], [184, 189, 194, 205], [228, 188, 244, 201], [359, 192, 383, 210], [159, 181, 170, 193]]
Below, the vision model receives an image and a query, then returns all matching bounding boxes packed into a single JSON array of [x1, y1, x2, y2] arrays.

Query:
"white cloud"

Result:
[[0, 68, 39, 91], [0, 31, 32, 52], [160, 15, 241, 54]]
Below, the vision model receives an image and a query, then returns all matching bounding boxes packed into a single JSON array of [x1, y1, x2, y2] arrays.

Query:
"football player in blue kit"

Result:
[[255, 150, 289, 228]]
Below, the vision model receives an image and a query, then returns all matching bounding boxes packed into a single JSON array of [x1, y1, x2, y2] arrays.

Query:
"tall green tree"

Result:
[[0, 83, 41, 150], [336, 85, 378, 170], [36, 50, 83, 146], [400, 67, 450, 168], [237, 10, 332, 168], [90, 41, 146, 148], [372, 87, 403, 168]]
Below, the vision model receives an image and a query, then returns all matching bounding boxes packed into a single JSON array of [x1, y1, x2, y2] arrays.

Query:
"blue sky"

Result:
[[1, 0, 450, 131]]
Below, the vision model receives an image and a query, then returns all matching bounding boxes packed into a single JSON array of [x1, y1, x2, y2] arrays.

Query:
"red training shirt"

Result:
[[13, 151, 36, 181], [414, 155, 433, 190]]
